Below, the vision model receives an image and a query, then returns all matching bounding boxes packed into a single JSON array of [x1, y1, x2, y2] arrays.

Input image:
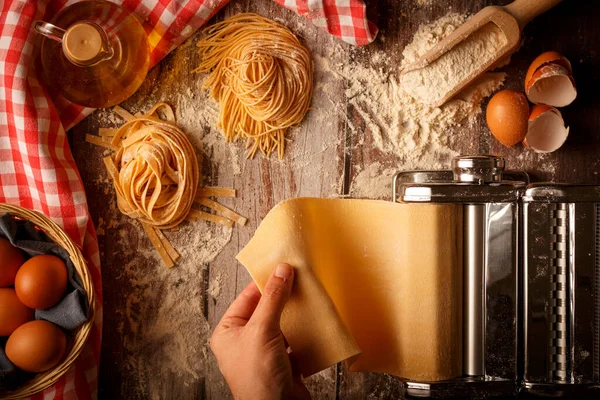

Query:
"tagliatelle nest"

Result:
[[103, 103, 199, 230]]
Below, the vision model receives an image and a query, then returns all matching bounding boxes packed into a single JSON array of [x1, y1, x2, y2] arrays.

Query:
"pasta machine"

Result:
[[392, 155, 600, 398]]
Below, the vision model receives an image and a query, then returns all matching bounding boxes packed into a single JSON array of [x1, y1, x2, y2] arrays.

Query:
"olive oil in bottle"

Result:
[[35, 0, 150, 108]]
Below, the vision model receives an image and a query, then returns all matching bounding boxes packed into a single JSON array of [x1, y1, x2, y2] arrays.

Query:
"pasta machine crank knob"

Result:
[[452, 155, 505, 184]]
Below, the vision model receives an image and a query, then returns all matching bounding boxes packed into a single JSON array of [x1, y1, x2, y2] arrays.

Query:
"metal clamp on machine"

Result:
[[392, 155, 600, 397]]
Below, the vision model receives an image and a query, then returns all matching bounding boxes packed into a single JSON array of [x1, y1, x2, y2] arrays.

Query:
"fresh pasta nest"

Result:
[[194, 13, 313, 159], [104, 103, 199, 230]]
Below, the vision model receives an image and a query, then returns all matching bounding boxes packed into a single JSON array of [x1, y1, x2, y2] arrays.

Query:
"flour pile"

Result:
[[400, 22, 507, 105]]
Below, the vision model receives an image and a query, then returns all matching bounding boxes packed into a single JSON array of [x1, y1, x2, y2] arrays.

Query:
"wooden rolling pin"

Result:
[[402, 0, 564, 107]]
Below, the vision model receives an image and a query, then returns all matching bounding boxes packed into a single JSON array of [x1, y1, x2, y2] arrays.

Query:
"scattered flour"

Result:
[[174, 84, 244, 176], [106, 200, 232, 394], [209, 272, 223, 298], [95, 107, 123, 126], [350, 163, 397, 200], [313, 13, 506, 198]]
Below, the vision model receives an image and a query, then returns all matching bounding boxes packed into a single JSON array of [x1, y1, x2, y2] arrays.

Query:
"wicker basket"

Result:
[[0, 204, 96, 399]]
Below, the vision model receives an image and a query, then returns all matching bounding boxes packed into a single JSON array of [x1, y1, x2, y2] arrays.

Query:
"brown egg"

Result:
[[486, 90, 530, 147], [5, 320, 67, 372], [0, 237, 25, 287], [15, 255, 67, 309], [0, 288, 34, 336]]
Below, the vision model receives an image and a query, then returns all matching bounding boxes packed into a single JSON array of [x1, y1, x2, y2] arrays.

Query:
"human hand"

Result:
[[210, 263, 311, 400]]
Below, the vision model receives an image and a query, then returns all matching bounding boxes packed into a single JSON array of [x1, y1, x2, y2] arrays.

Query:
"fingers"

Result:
[[249, 263, 294, 336], [219, 281, 261, 328]]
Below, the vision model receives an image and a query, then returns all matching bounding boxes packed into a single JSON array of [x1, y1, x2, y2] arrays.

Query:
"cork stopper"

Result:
[[63, 22, 104, 65]]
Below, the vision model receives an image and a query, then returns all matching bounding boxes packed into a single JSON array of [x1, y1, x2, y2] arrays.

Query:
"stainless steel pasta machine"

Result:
[[393, 155, 600, 398]]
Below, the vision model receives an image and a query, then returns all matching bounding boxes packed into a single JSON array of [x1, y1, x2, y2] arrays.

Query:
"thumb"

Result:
[[250, 263, 295, 335]]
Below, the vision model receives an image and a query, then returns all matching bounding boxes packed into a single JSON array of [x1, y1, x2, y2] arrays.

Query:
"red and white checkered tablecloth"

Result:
[[0, 0, 376, 398]]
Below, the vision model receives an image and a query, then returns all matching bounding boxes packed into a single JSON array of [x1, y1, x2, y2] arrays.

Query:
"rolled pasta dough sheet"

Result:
[[237, 198, 462, 381]]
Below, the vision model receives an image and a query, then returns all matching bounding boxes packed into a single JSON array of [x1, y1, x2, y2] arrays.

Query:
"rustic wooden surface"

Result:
[[69, 0, 600, 398]]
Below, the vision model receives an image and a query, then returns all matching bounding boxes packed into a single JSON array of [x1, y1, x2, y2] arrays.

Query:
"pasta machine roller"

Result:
[[392, 155, 600, 398]]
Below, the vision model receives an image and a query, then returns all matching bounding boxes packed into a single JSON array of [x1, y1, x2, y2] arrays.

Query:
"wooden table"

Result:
[[69, 0, 600, 398]]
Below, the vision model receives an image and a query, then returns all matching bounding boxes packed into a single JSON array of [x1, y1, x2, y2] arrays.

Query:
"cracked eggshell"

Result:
[[524, 51, 572, 86], [523, 104, 569, 153], [525, 52, 576, 107]]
